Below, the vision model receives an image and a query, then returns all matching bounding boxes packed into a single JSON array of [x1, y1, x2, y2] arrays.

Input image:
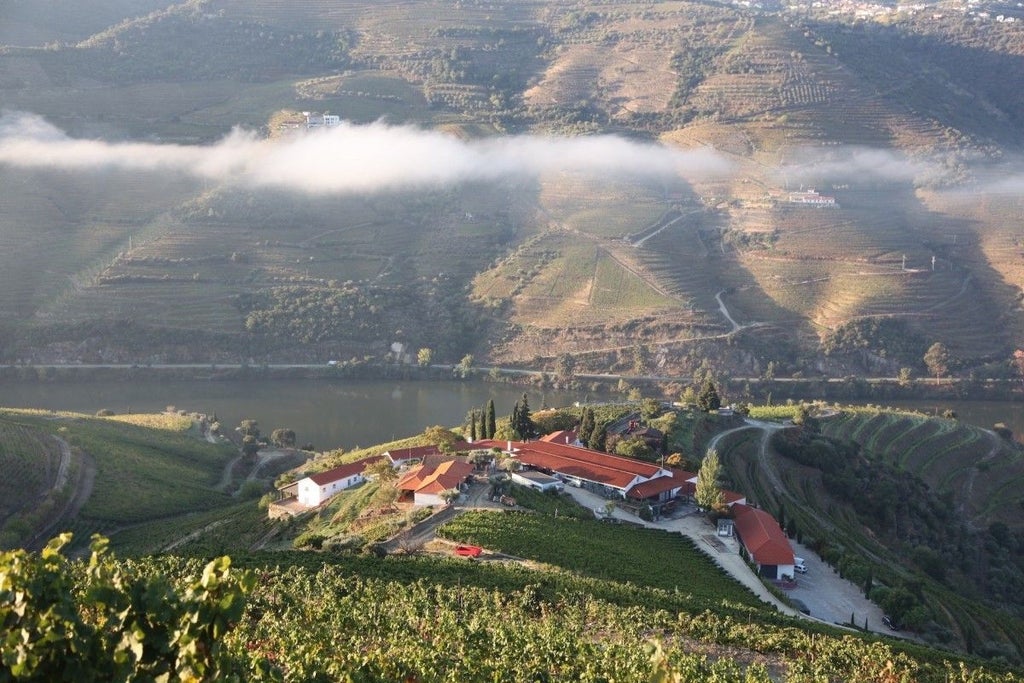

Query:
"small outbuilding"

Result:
[[511, 470, 564, 493]]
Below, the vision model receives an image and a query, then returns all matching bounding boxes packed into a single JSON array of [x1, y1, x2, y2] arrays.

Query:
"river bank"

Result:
[[3, 361, 1023, 404]]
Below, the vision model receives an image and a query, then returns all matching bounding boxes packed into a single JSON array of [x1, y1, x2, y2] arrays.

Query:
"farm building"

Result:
[[787, 189, 837, 207], [626, 469, 695, 512], [296, 456, 381, 507], [510, 439, 674, 499], [395, 459, 475, 507], [303, 111, 341, 128], [732, 504, 795, 579], [384, 442, 472, 468], [510, 470, 564, 493]]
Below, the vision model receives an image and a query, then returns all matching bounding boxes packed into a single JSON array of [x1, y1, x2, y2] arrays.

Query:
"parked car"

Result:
[[454, 544, 482, 558]]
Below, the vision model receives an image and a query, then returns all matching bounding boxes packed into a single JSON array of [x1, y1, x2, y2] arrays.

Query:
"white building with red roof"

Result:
[[296, 456, 381, 507], [396, 459, 475, 507], [732, 503, 795, 580]]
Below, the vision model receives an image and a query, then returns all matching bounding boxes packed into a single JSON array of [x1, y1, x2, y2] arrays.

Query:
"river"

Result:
[[1, 379, 1021, 450], [0, 379, 582, 452]]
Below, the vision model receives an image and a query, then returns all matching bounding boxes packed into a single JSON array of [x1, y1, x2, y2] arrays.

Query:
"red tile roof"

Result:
[[540, 430, 578, 445], [627, 469, 695, 500], [308, 456, 382, 486], [513, 439, 664, 490], [732, 504, 794, 566], [722, 489, 747, 505], [396, 459, 474, 495]]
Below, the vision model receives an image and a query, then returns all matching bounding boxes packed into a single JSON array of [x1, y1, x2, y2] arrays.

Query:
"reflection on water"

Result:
[[0, 378, 580, 452], [2, 379, 1020, 450]]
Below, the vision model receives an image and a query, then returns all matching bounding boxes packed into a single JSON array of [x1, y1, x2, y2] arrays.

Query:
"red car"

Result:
[[454, 544, 482, 558]]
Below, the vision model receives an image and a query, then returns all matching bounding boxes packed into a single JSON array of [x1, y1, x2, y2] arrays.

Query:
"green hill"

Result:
[[0, 408, 236, 550], [718, 406, 1024, 660]]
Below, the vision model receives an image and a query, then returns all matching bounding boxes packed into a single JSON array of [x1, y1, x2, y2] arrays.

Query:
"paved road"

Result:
[[557, 485, 797, 615]]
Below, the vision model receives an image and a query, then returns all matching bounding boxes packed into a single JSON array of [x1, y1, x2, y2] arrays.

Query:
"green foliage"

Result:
[[504, 483, 591, 520], [925, 342, 952, 382], [485, 399, 497, 440], [510, 392, 536, 440], [4, 411, 234, 528], [696, 378, 722, 412], [269, 428, 295, 448], [822, 318, 927, 365], [438, 510, 759, 606], [240, 285, 384, 345], [695, 449, 725, 510], [0, 534, 251, 681]]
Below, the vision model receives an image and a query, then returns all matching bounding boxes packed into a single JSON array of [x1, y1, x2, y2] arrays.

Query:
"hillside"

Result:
[[716, 405, 1024, 660], [0, 0, 1022, 377], [0, 408, 237, 550]]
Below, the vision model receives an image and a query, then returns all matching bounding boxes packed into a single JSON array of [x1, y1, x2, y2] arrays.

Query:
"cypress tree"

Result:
[[516, 393, 534, 439], [590, 421, 607, 452], [511, 401, 521, 438], [486, 399, 496, 439], [469, 411, 478, 441], [579, 408, 595, 447]]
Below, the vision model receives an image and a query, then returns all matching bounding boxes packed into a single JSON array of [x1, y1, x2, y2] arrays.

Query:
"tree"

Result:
[[695, 449, 724, 511], [485, 399, 497, 439], [511, 393, 535, 440], [241, 435, 259, 458], [578, 407, 595, 448], [439, 488, 461, 505], [417, 347, 433, 367], [423, 425, 459, 449], [237, 419, 260, 439], [468, 410, 478, 441], [897, 367, 913, 387], [640, 398, 661, 422], [696, 378, 722, 412], [554, 353, 576, 382], [455, 354, 474, 379], [631, 343, 651, 374], [614, 437, 654, 461], [364, 458, 398, 482], [270, 428, 296, 448], [590, 421, 608, 452], [923, 342, 950, 384], [1013, 349, 1024, 386]]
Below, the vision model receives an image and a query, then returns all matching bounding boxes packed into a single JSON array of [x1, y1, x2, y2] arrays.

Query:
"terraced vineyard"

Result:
[[817, 411, 1024, 527], [2, 0, 1024, 374]]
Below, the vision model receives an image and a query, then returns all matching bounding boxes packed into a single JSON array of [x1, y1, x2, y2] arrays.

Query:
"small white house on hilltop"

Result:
[[296, 456, 381, 507]]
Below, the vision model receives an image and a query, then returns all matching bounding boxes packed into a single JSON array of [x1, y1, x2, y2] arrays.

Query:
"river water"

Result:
[[1, 379, 1021, 450], [0, 379, 582, 452]]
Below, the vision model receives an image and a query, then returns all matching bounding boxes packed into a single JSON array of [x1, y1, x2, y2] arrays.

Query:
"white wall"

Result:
[[297, 473, 365, 507]]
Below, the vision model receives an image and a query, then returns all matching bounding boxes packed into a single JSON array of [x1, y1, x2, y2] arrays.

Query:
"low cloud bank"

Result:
[[0, 112, 731, 193]]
